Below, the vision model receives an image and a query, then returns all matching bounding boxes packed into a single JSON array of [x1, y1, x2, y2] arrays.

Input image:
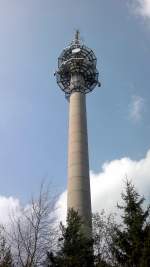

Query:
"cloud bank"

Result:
[[55, 149, 150, 222], [0, 149, 150, 225]]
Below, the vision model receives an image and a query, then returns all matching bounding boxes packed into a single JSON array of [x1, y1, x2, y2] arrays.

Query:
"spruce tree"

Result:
[[46, 209, 94, 267], [139, 223, 150, 267], [111, 180, 150, 267]]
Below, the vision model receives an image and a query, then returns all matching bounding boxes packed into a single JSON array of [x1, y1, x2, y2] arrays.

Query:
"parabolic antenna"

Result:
[[72, 48, 81, 54]]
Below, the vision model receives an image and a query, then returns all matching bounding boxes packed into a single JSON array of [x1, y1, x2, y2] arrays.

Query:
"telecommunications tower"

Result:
[[55, 31, 100, 231]]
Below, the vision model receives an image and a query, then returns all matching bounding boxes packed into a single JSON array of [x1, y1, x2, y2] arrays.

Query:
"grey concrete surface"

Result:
[[67, 90, 92, 231]]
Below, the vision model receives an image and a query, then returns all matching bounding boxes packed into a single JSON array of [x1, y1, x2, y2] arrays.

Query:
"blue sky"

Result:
[[0, 0, 150, 208]]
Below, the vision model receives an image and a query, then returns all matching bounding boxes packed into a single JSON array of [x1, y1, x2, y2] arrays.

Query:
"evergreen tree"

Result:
[[46, 209, 94, 267], [111, 180, 150, 267], [139, 223, 150, 267]]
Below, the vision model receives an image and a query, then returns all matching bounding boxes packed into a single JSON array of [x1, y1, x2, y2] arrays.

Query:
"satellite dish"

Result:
[[72, 48, 81, 54]]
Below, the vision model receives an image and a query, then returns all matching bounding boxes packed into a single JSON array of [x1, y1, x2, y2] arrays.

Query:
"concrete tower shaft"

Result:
[[68, 78, 91, 227]]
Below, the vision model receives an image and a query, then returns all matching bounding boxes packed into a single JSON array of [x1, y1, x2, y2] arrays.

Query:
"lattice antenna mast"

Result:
[[74, 30, 80, 44]]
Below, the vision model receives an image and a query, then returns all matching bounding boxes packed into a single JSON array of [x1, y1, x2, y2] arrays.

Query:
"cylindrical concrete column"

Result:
[[67, 90, 92, 230]]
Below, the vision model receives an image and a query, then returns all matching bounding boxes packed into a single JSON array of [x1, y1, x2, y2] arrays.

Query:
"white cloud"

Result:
[[0, 196, 22, 226], [0, 150, 150, 225], [130, 0, 150, 18], [129, 95, 145, 122], [55, 149, 150, 222], [54, 191, 67, 224], [136, 0, 150, 17], [91, 150, 150, 214]]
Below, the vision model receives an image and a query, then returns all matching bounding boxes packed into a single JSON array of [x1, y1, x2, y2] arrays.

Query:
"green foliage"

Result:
[[139, 224, 150, 267], [46, 181, 150, 267], [46, 209, 94, 267], [111, 180, 150, 267]]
